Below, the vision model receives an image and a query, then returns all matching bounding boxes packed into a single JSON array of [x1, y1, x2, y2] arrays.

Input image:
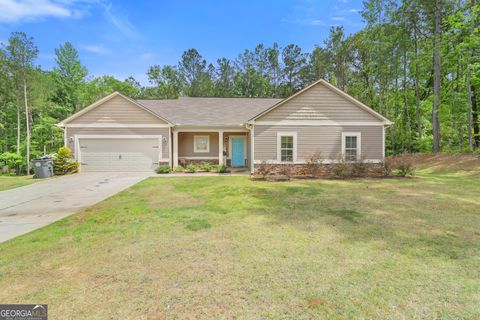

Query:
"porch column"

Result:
[[218, 130, 224, 166], [173, 130, 179, 167]]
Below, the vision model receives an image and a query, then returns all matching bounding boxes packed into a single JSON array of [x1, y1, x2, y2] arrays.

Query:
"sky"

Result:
[[0, 0, 365, 85]]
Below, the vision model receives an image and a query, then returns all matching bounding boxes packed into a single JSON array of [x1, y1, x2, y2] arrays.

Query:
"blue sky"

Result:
[[0, 0, 365, 85]]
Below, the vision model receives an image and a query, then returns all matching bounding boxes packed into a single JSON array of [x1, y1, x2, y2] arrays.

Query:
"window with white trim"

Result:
[[277, 132, 297, 162], [194, 135, 210, 153], [342, 132, 361, 161]]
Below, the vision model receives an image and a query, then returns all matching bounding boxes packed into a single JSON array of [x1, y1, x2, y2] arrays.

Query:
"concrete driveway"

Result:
[[0, 172, 152, 243]]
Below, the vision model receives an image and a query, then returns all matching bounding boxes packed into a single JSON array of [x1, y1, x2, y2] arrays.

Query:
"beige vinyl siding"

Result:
[[66, 127, 170, 160], [257, 83, 379, 122], [69, 95, 168, 125], [178, 132, 219, 158], [254, 125, 383, 161]]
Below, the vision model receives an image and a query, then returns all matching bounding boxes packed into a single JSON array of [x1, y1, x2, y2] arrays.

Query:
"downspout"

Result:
[[246, 122, 254, 173], [169, 126, 173, 168]]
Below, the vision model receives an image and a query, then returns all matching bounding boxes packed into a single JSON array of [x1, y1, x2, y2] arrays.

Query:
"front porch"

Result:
[[172, 128, 250, 169]]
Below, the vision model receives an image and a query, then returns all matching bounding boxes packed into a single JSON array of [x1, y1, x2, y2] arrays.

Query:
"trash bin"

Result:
[[32, 157, 54, 178]]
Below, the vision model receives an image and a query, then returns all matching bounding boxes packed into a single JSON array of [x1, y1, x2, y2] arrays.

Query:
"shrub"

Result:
[[53, 146, 78, 175], [276, 164, 292, 178], [351, 156, 367, 177], [395, 156, 416, 177], [305, 152, 323, 176], [216, 164, 228, 173], [381, 157, 395, 176], [255, 161, 271, 176], [185, 164, 196, 173], [199, 162, 212, 171], [174, 165, 185, 173], [331, 158, 353, 179], [0, 152, 23, 175], [155, 165, 171, 174]]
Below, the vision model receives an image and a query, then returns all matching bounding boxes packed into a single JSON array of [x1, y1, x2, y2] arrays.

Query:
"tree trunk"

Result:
[[472, 84, 479, 147], [467, 68, 473, 148], [23, 72, 30, 175], [414, 27, 422, 140], [432, 0, 442, 152], [16, 98, 20, 155]]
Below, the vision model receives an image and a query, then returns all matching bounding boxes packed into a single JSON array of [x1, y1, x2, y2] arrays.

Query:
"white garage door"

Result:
[[79, 138, 160, 172]]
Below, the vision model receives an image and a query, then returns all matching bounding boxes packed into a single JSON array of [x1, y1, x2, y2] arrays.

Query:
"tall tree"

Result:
[[5, 32, 38, 173], [432, 0, 442, 152], [147, 65, 181, 98], [52, 42, 87, 116], [281, 44, 305, 96], [178, 48, 210, 96]]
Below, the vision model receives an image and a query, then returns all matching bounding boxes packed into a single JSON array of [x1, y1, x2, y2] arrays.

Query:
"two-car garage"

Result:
[[59, 92, 172, 173], [76, 136, 162, 172]]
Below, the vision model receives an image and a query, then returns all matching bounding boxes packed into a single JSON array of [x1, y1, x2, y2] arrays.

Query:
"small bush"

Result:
[[305, 152, 323, 176], [395, 156, 416, 177], [155, 165, 171, 174], [185, 164, 196, 173], [381, 157, 395, 176], [331, 159, 353, 179], [199, 162, 212, 171], [174, 165, 185, 173], [255, 161, 271, 176], [53, 146, 78, 175], [0, 152, 23, 175], [216, 164, 228, 173], [351, 156, 367, 177], [276, 164, 292, 178]]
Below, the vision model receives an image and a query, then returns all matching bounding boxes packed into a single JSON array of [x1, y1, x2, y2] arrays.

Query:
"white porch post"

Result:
[[250, 125, 255, 173], [218, 130, 224, 165], [173, 130, 179, 167]]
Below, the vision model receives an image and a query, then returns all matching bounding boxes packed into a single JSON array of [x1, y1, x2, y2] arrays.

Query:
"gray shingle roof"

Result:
[[137, 97, 281, 126]]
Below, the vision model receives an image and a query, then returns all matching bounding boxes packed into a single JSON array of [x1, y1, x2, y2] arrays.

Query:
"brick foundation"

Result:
[[179, 159, 219, 166], [253, 163, 384, 178]]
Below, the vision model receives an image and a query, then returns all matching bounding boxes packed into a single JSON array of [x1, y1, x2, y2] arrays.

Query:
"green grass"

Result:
[[0, 162, 479, 319], [0, 175, 37, 191]]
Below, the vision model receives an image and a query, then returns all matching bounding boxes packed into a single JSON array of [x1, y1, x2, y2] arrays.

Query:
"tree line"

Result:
[[0, 0, 479, 173]]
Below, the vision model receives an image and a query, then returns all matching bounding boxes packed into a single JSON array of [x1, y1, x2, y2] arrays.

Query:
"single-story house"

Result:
[[57, 79, 392, 173]]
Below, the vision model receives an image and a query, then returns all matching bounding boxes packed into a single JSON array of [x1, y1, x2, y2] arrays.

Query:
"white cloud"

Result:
[[331, 16, 347, 22], [0, 0, 140, 39], [84, 44, 110, 54], [140, 52, 153, 60], [0, 0, 72, 23], [98, 1, 139, 38]]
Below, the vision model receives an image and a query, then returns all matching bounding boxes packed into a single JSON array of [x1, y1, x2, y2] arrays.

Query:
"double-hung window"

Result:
[[342, 132, 361, 161], [277, 132, 297, 162], [194, 135, 210, 153]]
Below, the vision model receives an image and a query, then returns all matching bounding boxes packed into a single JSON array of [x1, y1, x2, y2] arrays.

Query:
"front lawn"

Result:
[[0, 175, 37, 191], [0, 159, 479, 319]]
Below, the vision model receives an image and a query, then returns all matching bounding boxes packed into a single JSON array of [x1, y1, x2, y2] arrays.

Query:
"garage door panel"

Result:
[[79, 138, 160, 172]]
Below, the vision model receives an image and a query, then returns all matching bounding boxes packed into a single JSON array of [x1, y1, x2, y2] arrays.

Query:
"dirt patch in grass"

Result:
[[395, 152, 480, 175]]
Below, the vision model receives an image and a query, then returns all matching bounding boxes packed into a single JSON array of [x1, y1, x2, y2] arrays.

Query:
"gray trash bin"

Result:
[[32, 157, 54, 178]]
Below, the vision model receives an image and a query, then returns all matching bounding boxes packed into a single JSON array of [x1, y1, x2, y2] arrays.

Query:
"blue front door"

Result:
[[231, 138, 245, 167]]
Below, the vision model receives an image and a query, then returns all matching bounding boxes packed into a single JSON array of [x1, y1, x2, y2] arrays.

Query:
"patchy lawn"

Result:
[[0, 175, 37, 191], [0, 160, 479, 319]]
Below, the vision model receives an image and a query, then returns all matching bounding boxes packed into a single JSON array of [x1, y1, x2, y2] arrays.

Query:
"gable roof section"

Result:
[[58, 91, 174, 126], [138, 97, 281, 126], [249, 79, 392, 124]]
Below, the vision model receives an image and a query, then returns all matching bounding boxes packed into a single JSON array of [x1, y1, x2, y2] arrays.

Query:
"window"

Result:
[[277, 132, 297, 162], [194, 135, 210, 153], [342, 132, 361, 161]]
